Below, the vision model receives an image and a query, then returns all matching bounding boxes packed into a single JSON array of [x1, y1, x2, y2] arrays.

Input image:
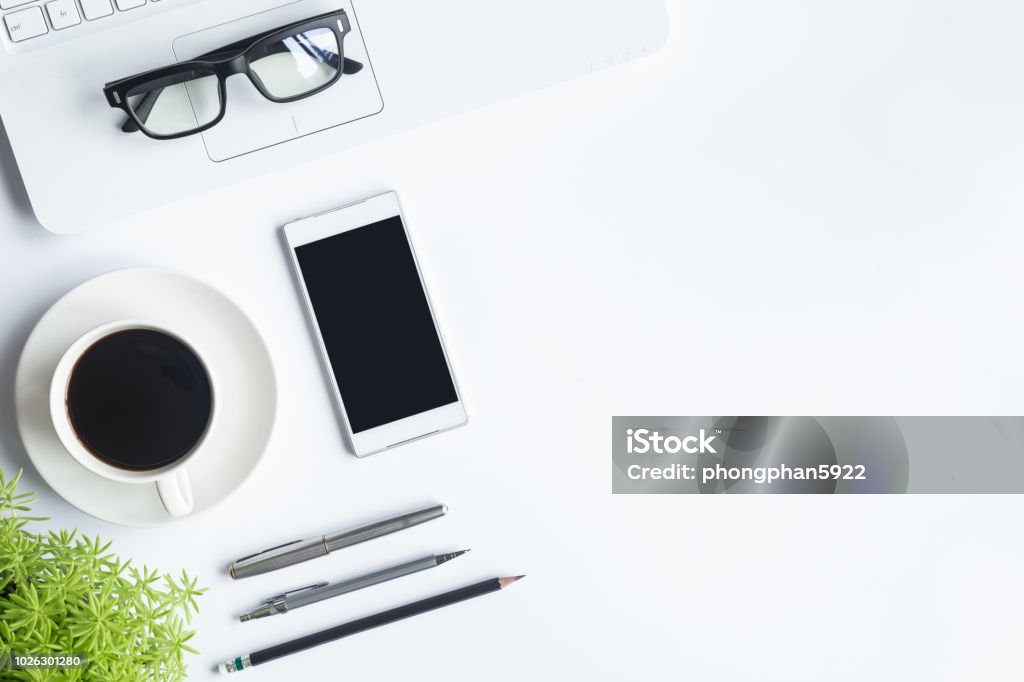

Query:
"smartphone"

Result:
[[284, 192, 467, 456]]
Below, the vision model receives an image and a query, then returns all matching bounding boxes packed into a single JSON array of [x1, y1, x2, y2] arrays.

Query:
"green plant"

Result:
[[0, 469, 206, 681]]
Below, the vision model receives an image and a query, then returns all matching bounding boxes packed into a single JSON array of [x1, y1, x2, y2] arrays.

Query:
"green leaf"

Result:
[[0, 468, 204, 681]]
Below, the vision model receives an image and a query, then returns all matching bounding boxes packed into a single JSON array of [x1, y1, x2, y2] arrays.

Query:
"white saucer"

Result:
[[15, 268, 277, 527]]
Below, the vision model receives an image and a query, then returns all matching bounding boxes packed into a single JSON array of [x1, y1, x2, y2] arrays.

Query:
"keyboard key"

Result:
[[4, 6, 47, 42], [46, 0, 81, 29], [80, 0, 114, 20], [115, 0, 146, 9], [0, 0, 35, 10]]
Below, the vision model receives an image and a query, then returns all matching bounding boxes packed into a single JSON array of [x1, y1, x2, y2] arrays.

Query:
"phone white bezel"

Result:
[[284, 191, 468, 457]]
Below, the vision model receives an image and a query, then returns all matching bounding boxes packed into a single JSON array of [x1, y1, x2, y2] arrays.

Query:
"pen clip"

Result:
[[233, 539, 304, 565], [267, 582, 329, 603]]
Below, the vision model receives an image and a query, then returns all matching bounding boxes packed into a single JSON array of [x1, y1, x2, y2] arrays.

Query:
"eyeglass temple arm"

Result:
[[121, 45, 363, 133]]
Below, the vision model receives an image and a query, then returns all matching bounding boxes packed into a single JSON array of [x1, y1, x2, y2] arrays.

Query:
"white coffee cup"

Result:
[[49, 320, 215, 518]]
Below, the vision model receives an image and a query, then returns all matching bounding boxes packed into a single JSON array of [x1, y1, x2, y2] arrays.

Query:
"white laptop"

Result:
[[0, 0, 669, 234]]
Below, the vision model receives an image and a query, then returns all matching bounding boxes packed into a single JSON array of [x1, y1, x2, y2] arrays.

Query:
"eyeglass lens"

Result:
[[126, 68, 222, 137], [249, 27, 341, 99]]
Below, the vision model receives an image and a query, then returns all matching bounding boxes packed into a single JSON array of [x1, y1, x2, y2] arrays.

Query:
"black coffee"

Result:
[[66, 329, 213, 471]]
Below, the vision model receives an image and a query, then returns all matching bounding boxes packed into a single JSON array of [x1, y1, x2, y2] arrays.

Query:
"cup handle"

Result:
[[156, 469, 194, 518]]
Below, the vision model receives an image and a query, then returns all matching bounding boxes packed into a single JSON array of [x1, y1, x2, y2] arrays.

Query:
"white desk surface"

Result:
[[1, 1, 1023, 679]]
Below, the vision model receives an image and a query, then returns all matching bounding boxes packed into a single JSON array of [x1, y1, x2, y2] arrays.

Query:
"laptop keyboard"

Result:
[[3, 0, 175, 44]]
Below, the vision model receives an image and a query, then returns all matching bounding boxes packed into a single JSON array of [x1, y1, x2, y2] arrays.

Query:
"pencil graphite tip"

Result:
[[498, 575, 526, 588]]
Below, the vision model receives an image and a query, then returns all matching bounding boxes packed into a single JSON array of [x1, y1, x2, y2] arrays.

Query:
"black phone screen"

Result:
[[294, 216, 458, 433]]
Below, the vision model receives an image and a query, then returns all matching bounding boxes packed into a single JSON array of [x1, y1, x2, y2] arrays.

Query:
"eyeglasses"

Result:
[[103, 9, 364, 140]]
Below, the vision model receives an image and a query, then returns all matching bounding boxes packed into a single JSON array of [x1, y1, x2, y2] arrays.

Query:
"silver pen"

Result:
[[239, 550, 470, 621], [229, 504, 448, 579]]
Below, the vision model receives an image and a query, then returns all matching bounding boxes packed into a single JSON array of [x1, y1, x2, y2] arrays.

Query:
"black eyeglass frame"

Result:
[[103, 9, 362, 140]]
